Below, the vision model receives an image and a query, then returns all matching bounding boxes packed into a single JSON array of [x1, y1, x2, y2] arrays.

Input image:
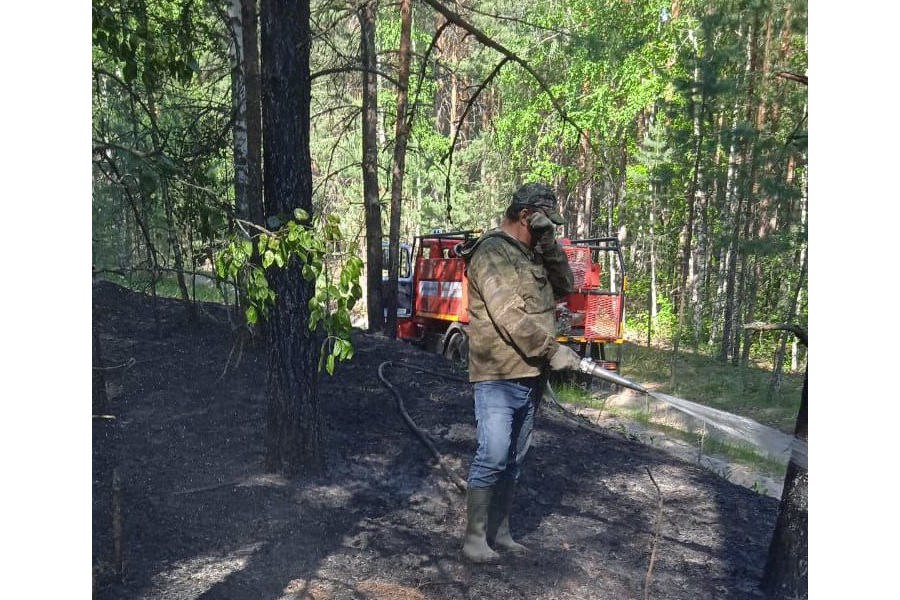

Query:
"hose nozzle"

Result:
[[578, 358, 649, 395]]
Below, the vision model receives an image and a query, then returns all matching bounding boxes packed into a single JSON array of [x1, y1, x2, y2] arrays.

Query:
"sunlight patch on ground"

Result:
[[236, 473, 290, 488], [293, 484, 354, 510], [142, 542, 264, 599]]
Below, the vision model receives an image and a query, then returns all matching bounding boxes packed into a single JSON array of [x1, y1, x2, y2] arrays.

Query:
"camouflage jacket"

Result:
[[459, 229, 574, 383]]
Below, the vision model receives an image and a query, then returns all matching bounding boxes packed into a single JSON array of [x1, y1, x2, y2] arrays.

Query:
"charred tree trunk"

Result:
[[92, 277, 108, 416], [385, 0, 412, 339], [359, 0, 383, 333], [260, 0, 322, 476], [762, 368, 808, 598]]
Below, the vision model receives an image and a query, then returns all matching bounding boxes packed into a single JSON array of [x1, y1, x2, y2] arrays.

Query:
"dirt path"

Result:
[[93, 281, 778, 599]]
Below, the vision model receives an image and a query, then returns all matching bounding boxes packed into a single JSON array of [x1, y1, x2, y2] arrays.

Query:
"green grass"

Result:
[[99, 272, 236, 305], [551, 340, 803, 478], [617, 341, 804, 433]]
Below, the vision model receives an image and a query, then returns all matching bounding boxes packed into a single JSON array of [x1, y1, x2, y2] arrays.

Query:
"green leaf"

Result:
[[245, 305, 258, 324], [262, 250, 275, 268], [326, 353, 335, 376], [293, 208, 310, 222]]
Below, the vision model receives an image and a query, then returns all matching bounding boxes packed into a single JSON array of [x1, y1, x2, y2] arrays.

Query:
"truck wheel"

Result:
[[444, 332, 469, 365]]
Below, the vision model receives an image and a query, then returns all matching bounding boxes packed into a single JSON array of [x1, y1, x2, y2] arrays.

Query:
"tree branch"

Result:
[[311, 65, 402, 89], [419, 0, 594, 153], [776, 71, 808, 85], [406, 17, 453, 130], [440, 57, 510, 219], [643, 467, 664, 600], [742, 322, 807, 347], [463, 4, 573, 37]]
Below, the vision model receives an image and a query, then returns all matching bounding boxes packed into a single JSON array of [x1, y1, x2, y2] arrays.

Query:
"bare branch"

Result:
[[311, 65, 403, 89], [419, 0, 595, 153], [406, 17, 453, 129], [742, 322, 808, 347], [93, 140, 158, 161], [643, 466, 665, 600], [463, 4, 573, 37], [441, 57, 510, 218], [776, 71, 808, 85]]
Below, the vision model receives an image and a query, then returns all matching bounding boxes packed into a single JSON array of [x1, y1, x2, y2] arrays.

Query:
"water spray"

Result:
[[573, 358, 807, 469]]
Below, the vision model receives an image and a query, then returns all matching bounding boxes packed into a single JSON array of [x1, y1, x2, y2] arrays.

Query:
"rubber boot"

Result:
[[487, 479, 528, 556], [462, 486, 500, 563]]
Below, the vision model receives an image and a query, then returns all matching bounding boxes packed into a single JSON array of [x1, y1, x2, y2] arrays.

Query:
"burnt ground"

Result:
[[92, 280, 780, 600]]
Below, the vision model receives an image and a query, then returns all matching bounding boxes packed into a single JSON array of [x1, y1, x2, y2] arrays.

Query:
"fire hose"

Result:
[[376, 358, 650, 495]]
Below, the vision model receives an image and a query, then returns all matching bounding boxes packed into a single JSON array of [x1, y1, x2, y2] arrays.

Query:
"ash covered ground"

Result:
[[93, 280, 777, 600]]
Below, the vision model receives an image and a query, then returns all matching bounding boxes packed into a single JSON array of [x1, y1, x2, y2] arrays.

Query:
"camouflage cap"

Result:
[[511, 182, 565, 225]]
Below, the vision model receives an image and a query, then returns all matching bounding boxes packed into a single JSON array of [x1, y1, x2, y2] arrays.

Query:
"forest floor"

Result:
[[93, 280, 780, 600]]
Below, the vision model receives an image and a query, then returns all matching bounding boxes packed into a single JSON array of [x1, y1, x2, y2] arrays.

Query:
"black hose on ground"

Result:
[[377, 361, 620, 494], [377, 361, 469, 494]]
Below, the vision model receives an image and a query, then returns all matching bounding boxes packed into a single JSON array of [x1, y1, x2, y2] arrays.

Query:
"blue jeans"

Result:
[[467, 377, 542, 489]]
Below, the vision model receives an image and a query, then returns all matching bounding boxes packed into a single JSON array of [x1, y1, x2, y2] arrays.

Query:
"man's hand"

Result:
[[549, 344, 582, 372], [527, 211, 556, 249]]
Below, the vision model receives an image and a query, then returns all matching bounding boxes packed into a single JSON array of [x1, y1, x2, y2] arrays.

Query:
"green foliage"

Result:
[[215, 213, 364, 376], [92, 0, 201, 87], [94, 0, 808, 378]]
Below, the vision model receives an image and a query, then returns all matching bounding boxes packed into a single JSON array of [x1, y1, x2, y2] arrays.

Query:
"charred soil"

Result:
[[93, 281, 777, 600]]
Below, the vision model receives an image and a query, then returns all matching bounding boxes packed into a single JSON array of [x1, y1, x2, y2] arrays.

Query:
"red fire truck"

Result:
[[388, 231, 628, 373]]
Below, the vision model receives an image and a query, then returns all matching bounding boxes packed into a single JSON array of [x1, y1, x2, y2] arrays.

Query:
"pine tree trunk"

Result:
[[260, 0, 321, 476], [161, 178, 193, 317], [576, 133, 593, 239], [673, 46, 706, 364], [93, 284, 108, 415], [359, 0, 383, 333], [385, 0, 412, 339], [762, 369, 808, 598], [768, 246, 807, 401], [649, 186, 658, 326]]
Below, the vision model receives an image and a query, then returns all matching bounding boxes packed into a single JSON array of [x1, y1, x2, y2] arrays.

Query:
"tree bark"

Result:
[[161, 177, 194, 318], [762, 369, 808, 598], [92, 279, 108, 415], [359, 0, 383, 333], [260, 0, 321, 476], [242, 0, 265, 227], [385, 0, 412, 339], [228, 0, 249, 220]]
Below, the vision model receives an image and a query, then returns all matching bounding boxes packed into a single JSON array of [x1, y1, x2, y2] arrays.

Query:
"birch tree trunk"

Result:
[[228, 0, 249, 219], [242, 0, 264, 227]]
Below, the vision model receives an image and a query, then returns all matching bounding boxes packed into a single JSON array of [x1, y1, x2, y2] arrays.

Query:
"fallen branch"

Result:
[[643, 467, 665, 600], [742, 322, 807, 347]]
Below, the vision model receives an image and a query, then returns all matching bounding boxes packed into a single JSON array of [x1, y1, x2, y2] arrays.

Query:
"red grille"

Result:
[[584, 295, 621, 339], [564, 246, 592, 288]]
